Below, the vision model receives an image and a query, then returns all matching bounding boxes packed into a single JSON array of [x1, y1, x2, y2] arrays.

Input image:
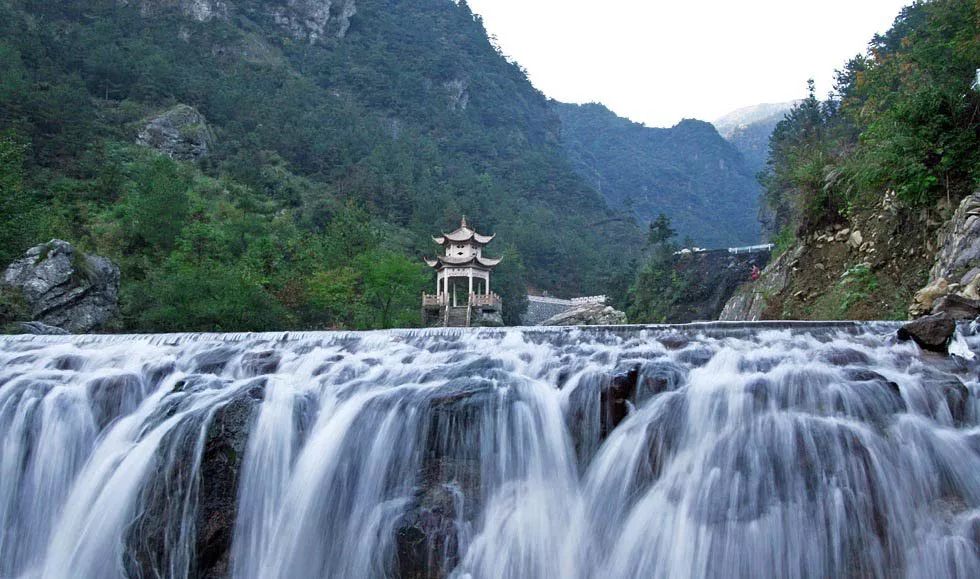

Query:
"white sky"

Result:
[[466, 0, 911, 127]]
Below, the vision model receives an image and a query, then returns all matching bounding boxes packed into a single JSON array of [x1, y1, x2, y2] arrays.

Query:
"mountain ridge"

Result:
[[554, 101, 762, 248]]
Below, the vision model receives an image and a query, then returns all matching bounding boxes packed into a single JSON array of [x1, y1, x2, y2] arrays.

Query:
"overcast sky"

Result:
[[466, 0, 911, 127]]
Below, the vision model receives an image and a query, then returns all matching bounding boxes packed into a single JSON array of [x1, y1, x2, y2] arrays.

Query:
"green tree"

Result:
[[648, 213, 676, 246], [355, 250, 428, 328], [492, 244, 529, 326], [120, 156, 192, 253], [0, 132, 39, 266]]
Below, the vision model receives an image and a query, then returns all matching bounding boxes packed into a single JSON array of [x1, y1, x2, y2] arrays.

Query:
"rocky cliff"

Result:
[[2, 240, 120, 333], [721, 189, 974, 322], [670, 249, 771, 323], [122, 0, 357, 40]]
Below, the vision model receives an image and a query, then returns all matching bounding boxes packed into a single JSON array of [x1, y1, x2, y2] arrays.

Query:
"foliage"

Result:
[[623, 214, 687, 323], [648, 213, 677, 245], [0, 132, 42, 266], [491, 245, 530, 326], [761, 0, 980, 237], [0, 0, 642, 331], [555, 102, 762, 247]]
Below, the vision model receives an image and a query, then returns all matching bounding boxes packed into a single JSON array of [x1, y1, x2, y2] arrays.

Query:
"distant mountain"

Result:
[[713, 102, 799, 175], [554, 102, 762, 248]]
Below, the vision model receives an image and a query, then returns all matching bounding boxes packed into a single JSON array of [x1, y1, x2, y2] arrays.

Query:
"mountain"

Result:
[[713, 101, 798, 175], [0, 0, 640, 330], [554, 102, 762, 248]]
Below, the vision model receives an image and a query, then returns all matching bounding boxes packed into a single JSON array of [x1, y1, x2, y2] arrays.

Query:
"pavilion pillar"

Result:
[[468, 272, 473, 300]]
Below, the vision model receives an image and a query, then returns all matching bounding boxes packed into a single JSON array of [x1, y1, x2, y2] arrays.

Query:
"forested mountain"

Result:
[[0, 0, 640, 331], [554, 101, 762, 248], [713, 101, 798, 176]]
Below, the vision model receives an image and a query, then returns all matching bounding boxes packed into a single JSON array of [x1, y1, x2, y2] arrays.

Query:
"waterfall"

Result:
[[1, 323, 979, 578]]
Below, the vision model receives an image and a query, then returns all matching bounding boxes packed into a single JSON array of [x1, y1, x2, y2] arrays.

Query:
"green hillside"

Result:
[[554, 101, 762, 248], [0, 0, 640, 331]]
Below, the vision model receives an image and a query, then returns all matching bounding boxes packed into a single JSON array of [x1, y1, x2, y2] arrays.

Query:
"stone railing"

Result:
[[422, 293, 448, 307], [570, 295, 607, 305], [469, 293, 501, 308]]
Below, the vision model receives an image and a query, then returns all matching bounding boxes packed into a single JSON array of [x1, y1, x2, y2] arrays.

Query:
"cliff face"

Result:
[[123, 0, 357, 40], [668, 249, 770, 323], [720, 190, 967, 322]]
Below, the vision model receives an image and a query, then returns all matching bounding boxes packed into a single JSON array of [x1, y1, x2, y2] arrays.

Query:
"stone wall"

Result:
[[521, 295, 607, 325]]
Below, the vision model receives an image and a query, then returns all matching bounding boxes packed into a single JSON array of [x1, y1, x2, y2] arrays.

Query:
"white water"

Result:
[[1, 323, 979, 578]]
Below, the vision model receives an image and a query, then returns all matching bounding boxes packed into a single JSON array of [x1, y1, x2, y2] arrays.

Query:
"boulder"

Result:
[[909, 277, 949, 318], [137, 104, 214, 161], [931, 294, 980, 320], [2, 240, 119, 333], [848, 230, 864, 249], [897, 313, 956, 354], [539, 304, 627, 326]]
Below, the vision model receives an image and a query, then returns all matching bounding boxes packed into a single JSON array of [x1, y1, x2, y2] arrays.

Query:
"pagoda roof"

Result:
[[424, 254, 502, 269], [433, 216, 495, 245]]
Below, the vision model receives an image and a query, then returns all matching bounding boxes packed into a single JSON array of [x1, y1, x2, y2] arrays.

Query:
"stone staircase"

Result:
[[445, 307, 469, 327]]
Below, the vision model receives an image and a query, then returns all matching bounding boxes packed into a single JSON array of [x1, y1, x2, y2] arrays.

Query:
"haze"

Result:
[[467, 0, 911, 127]]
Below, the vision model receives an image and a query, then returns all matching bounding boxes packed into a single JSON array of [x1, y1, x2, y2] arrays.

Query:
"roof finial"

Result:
[[461, 215, 468, 228]]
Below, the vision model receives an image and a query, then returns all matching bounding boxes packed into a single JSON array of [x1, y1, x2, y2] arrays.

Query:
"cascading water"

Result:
[[1, 323, 979, 578]]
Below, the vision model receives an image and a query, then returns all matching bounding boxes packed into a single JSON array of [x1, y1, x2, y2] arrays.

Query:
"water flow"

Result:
[[0, 323, 979, 578]]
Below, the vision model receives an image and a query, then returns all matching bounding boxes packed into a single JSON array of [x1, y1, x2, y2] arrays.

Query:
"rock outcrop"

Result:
[[120, 0, 230, 22], [2, 240, 120, 333], [669, 248, 771, 323], [539, 303, 627, 326], [271, 0, 357, 42], [930, 191, 980, 282], [125, 0, 357, 42], [720, 246, 802, 321], [137, 104, 215, 161], [908, 191, 980, 319]]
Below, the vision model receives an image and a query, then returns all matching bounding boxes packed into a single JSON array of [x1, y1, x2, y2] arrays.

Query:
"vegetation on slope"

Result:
[[0, 0, 639, 331], [554, 101, 762, 248], [746, 0, 979, 320]]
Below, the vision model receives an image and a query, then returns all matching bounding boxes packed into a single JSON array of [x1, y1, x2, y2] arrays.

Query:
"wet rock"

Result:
[[931, 293, 980, 320], [675, 345, 714, 367], [636, 360, 686, 402], [897, 313, 956, 354], [819, 347, 871, 367], [195, 391, 261, 577], [86, 373, 145, 429], [600, 365, 638, 437], [917, 369, 971, 424], [189, 345, 238, 374], [137, 104, 214, 161], [240, 350, 280, 376], [16, 321, 69, 335], [2, 240, 120, 333], [393, 472, 466, 579]]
